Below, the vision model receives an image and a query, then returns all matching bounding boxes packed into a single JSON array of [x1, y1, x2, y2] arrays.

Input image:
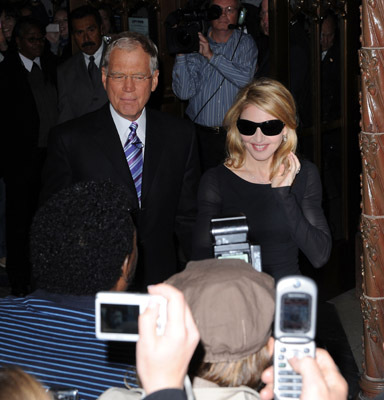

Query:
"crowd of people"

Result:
[[0, 0, 350, 399]]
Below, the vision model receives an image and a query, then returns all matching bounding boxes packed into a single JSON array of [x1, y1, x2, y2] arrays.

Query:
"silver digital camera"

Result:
[[210, 214, 262, 272], [95, 292, 167, 342]]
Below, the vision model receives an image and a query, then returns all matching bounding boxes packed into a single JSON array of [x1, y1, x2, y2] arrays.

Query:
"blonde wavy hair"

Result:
[[197, 344, 272, 390], [224, 78, 298, 180]]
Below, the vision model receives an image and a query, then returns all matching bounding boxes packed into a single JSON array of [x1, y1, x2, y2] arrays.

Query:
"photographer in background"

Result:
[[46, 8, 71, 64], [172, 0, 257, 172]]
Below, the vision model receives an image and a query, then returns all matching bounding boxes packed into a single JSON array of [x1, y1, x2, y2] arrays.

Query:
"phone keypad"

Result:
[[274, 343, 315, 399]]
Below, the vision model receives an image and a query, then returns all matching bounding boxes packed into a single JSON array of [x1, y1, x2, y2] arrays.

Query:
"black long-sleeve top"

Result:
[[192, 160, 332, 281]]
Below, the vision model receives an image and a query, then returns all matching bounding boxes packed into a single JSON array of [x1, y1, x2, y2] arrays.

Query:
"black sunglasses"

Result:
[[236, 118, 285, 136]]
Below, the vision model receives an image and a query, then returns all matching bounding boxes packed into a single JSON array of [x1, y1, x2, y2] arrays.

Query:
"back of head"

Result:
[[30, 181, 135, 296], [166, 259, 275, 388], [0, 366, 52, 400], [69, 5, 102, 29]]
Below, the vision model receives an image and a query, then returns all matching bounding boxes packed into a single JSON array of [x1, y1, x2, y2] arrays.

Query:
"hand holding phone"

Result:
[[273, 276, 317, 400], [260, 348, 348, 400], [46, 23, 60, 33]]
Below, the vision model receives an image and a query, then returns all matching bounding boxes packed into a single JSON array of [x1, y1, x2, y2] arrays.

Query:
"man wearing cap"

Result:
[[97, 259, 274, 399], [166, 258, 275, 394], [98, 261, 348, 400]]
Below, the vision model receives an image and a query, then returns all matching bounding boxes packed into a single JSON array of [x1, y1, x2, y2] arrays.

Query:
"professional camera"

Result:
[[210, 214, 262, 272], [165, 1, 222, 54]]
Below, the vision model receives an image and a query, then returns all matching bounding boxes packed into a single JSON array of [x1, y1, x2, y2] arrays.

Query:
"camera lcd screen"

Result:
[[100, 303, 139, 334], [281, 293, 311, 333]]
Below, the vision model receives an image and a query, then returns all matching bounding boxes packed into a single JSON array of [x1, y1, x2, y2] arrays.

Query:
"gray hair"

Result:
[[102, 31, 159, 74]]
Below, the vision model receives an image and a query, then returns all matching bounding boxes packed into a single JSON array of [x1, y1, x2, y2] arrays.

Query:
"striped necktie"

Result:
[[124, 122, 143, 203]]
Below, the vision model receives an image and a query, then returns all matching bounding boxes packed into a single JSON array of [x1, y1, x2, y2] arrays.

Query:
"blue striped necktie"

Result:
[[124, 122, 143, 203]]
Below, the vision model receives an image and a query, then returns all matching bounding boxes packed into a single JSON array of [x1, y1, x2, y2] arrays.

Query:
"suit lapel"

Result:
[[76, 53, 94, 90], [142, 109, 164, 203], [91, 105, 139, 207]]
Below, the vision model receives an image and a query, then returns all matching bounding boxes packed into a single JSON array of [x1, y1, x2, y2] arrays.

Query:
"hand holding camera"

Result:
[[198, 32, 213, 60], [95, 292, 167, 342], [137, 283, 200, 395]]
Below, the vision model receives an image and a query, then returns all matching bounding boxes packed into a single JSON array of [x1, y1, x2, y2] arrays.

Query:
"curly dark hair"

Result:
[[30, 181, 135, 295]]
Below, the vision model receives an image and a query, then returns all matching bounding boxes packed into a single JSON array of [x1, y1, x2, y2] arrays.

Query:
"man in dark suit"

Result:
[[0, 16, 58, 295], [57, 5, 108, 123], [40, 31, 200, 290]]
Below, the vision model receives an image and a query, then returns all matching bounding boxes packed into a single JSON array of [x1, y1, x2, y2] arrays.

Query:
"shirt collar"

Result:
[[19, 53, 41, 72], [83, 42, 104, 68], [110, 104, 147, 148]]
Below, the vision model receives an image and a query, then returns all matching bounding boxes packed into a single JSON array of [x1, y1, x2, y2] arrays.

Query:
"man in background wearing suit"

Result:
[[0, 16, 58, 296], [57, 5, 108, 123], [40, 31, 200, 290]]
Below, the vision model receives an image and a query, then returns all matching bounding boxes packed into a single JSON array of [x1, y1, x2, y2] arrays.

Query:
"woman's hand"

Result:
[[271, 152, 301, 188]]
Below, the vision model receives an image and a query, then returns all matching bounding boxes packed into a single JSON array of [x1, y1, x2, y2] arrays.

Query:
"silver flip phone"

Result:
[[273, 276, 317, 400]]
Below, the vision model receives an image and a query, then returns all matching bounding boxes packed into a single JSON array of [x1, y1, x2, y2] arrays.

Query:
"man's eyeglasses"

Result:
[[107, 73, 153, 83], [219, 6, 238, 15], [237, 118, 285, 136]]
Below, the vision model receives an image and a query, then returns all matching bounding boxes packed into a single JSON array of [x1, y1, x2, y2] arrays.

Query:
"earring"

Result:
[[283, 135, 287, 143]]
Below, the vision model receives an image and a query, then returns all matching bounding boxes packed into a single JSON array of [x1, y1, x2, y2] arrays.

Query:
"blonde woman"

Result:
[[192, 78, 331, 281]]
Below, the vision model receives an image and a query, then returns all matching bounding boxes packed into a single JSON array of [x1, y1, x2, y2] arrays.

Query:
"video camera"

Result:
[[210, 214, 262, 272], [165, 1, 222, 54]]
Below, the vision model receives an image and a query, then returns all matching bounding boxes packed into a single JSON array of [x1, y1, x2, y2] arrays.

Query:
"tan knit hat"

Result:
[[166, 259, 275, 363]]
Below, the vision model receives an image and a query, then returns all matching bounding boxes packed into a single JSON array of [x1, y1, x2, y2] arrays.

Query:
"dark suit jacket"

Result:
[[0, 50, 57, 177], [40, 104, 201, 288], [57, 47, 108, 123], [0, 50, 58, 292]]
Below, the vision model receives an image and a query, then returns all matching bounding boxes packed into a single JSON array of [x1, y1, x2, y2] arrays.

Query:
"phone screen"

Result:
[[100, 303, 139, 334], [280, 293, 311, 333]]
